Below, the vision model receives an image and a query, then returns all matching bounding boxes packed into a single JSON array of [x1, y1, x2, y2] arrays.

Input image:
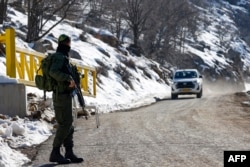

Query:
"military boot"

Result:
[[65, 147, 84, 163], [49, 147, 71, 164]]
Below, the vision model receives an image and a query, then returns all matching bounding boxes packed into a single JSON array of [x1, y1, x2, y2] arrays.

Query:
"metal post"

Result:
[[83, 69, 88, 92], [93, 70, 97, 96], [5, 28, 16, 78]]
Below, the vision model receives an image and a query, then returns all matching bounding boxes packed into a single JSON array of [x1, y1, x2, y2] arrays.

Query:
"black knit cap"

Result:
[[58, 34, 71, 44]]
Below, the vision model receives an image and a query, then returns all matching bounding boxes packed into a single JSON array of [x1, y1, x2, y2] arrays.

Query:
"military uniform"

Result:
[[49, 52, 74, 148], [49, 34, 83, 164]]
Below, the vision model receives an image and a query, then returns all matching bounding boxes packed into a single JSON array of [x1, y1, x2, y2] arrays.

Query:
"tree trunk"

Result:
[[26, 0, 81, 42], [133, 26, 139, 47], [26, 3, 41, 42], [0, 0, 8, 24]]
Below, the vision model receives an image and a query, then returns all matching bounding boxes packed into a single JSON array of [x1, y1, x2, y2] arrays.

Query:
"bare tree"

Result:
[[216, 21, 236, 48], [142, 0, 198, 65], [124, 0, 153, 47], [85, 0, 107, 27], [26, 0, 86, 42], [100, 0, 128, 41], [177, 3, 198, 53]]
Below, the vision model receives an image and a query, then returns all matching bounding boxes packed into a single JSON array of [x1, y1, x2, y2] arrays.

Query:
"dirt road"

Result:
[[33, 92, 250, 167]]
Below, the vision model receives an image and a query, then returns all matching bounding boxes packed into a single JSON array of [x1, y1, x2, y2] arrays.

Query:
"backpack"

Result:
[[35, 53, 57, 99]]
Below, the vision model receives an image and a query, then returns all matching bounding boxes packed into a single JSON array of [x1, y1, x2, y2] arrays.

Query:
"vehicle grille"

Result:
[[176, 82, 195, 89]]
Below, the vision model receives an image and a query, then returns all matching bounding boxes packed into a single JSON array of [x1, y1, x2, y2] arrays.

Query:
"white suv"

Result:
[[171, 69, 203, 99]]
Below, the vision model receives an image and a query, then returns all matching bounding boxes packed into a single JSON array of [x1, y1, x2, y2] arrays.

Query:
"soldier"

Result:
[[49, 34, 84, 164]]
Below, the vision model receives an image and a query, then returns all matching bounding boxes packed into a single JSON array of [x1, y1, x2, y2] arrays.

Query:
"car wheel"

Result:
[[171, 93, 178, 99], [196, 88, 202, 98]]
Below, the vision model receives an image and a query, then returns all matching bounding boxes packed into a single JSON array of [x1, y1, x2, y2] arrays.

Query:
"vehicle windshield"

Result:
[[174, 71, 197, 79]]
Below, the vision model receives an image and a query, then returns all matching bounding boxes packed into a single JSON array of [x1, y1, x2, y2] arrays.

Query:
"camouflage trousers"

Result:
[[52, 93, 74, 148]]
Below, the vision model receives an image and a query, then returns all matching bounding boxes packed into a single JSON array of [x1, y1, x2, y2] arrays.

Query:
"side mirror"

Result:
[[199, 75, 203, 78]]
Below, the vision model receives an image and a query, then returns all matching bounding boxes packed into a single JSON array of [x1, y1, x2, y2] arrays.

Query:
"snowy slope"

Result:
[[183, 0, 250, 83], [3, 7, 171, 113], [1, 1, 250, 166]]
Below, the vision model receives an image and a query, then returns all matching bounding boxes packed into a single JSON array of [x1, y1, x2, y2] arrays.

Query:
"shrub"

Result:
[[97, 47, 110, 57], [138, 66, 152, 79], [96, 66, 109, 77], [95, 59, 103, 65], [95, 59, 110, 79], [151, 64, 164, 79], [123, 59, 137, 71], [113, 65, 134, 90]]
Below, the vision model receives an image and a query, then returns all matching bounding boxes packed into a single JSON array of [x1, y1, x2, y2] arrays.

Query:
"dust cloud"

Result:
[[203, 79, 245, 96]]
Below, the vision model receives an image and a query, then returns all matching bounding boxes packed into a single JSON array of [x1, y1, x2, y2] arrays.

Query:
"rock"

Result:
[[11, 116, 19, 121], [69, 49, 82, 60], [92, 30, 119, 48], [0, 114, 7, 120], [27, 93, 37, 100], [31, 110, 42, 120], [33, 40, 53, 53], [241, 101, 250, 107], [235, 92, 247, 97]]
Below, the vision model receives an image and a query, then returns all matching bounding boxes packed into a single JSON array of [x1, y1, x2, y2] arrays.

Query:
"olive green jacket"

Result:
[[49, 52, 73, 93]]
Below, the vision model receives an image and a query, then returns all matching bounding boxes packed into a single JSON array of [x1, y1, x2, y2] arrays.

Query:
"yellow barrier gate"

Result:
[[0, 28, 96, 97]]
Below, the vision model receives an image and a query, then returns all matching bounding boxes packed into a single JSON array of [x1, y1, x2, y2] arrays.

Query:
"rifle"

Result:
[[71, 86, 89, 120], [68, 63, 100, 127], [66, 63, 88, 118], [71, 86, 100, 128]]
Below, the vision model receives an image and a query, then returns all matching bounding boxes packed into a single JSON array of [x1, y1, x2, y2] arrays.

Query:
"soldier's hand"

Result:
[[69, 80, 76, 88]]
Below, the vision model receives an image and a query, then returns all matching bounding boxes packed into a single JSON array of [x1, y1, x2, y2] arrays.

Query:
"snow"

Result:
[[185, 0, 250, 79], [0, 141, 29, 167], [0, 109, 52, 166], [0, 6, 170, 167], [1, 1, 250, 166], [0, 75, 17, 83]]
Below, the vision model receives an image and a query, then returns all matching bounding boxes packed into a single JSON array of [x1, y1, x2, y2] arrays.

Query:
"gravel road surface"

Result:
[[32, 91, 250, 167]]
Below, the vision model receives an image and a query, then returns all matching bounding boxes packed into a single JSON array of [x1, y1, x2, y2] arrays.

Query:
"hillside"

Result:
[[175, 0, 250, 88], [0, 6, 171, 113], [0, 0, 250, 107]]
